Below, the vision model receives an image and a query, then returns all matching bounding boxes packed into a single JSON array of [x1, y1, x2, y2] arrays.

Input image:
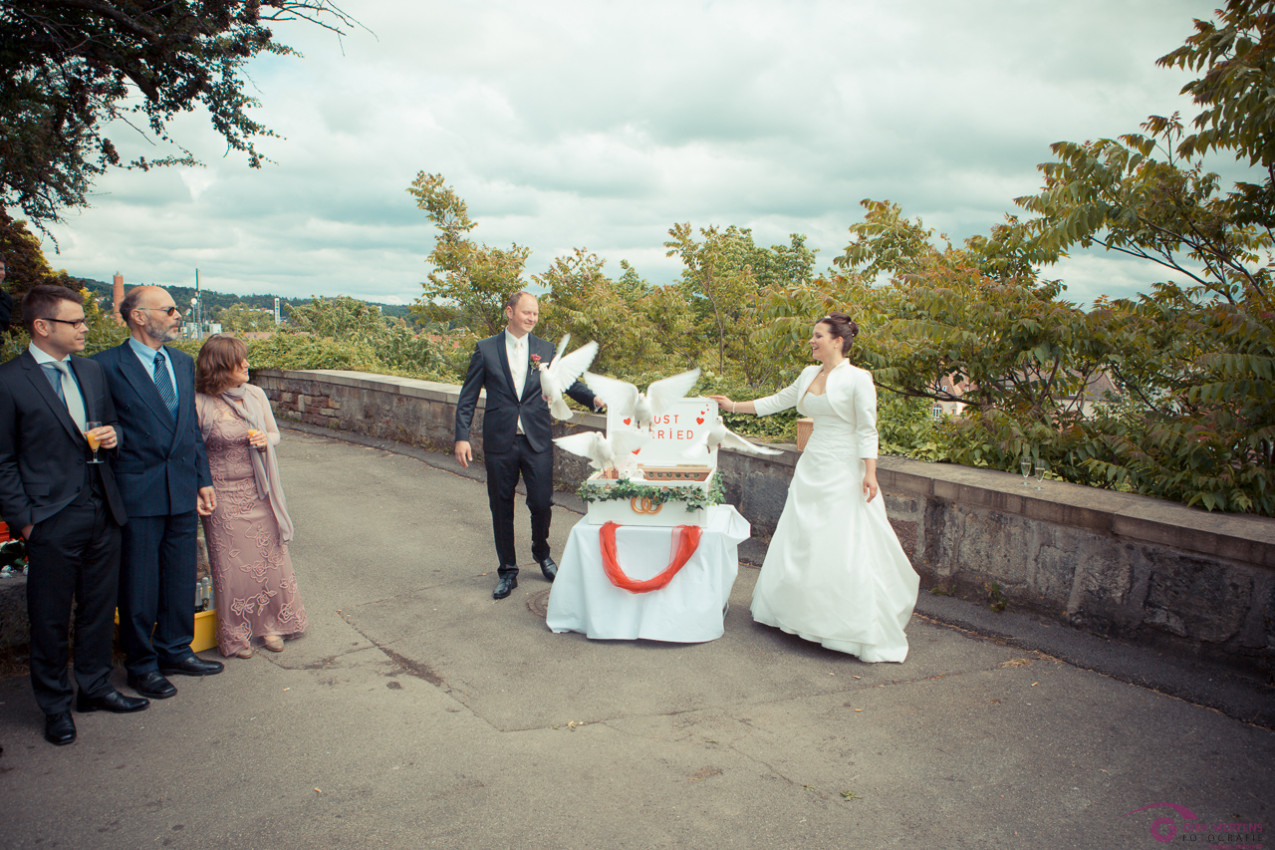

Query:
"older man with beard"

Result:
[[95, 286, 222, 700]]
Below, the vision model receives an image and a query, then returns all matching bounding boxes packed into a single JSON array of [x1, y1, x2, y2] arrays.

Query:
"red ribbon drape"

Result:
[[599, 521, 703, 593]]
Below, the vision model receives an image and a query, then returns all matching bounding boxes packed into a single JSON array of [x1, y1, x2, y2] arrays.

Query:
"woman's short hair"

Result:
[[818, 311, 859, 355], [21, 285, 81, 332], [195, 333, 249, 395]]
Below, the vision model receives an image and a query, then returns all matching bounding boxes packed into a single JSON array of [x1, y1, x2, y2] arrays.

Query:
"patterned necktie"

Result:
[[152, 351, 179, 419], [512, 339, 527, 397], [48, 361, 87, 431]]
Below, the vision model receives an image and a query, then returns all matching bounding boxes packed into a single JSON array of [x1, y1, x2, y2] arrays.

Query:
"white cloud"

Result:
[[37, 0, 1239, 306]]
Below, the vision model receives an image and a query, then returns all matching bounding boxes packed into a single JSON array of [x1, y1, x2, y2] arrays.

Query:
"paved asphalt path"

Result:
[[1, 429, 1271, 849]]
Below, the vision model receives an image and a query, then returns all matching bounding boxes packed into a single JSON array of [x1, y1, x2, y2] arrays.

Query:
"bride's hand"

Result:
[[862, 471, 879, 502], [708, 394, 732, 410]]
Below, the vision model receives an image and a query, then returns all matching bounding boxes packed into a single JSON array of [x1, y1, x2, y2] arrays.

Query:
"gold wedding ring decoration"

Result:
[[629, 496, 663, 515]]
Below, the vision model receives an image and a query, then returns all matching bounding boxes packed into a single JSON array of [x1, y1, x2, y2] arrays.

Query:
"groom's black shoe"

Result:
[[539, 557, 558, 582], [493, 571, 518, 600]]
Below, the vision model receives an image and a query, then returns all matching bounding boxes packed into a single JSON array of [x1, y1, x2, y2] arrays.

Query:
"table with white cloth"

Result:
[[546, 505, 750, 643]]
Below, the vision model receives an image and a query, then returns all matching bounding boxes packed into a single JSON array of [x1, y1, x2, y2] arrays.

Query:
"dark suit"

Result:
[[0, 351, 127, 714], [455, 332, 594, 570], [95, 341, 211, 676]]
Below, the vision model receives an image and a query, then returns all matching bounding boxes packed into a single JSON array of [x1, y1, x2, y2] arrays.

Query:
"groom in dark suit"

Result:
[[96, 285, 223, 700], [455, 292, 602, 599], [0, 286, 147, 746]]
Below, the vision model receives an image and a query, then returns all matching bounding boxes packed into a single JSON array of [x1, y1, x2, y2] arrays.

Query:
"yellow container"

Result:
[[114, 608, 218, 653], [191, 609, 218, 653]]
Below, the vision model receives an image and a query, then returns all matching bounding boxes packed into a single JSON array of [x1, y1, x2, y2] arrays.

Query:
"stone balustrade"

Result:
[[251, 368, 1275, 676], [3, 366, 1270, 679]]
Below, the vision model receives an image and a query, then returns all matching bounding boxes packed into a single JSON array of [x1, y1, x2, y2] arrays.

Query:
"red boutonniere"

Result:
[[529, 354, 541, 366]]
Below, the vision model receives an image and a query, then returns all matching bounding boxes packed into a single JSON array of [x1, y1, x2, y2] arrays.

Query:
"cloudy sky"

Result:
[[38, 0, 1240, 308]]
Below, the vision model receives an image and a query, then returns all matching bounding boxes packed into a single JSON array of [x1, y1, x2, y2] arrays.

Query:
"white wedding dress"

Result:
[[751, 390, 920, 662]]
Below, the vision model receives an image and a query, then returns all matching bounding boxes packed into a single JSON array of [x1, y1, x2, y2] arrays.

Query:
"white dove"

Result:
[[584, 368, 701, 430], [683, 418, 782, 458], [538, 334, 599, 421], [554, 428, 651, 476]]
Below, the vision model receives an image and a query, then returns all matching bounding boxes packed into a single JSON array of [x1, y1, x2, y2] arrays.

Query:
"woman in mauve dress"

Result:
[[194, 334, 307, 658]]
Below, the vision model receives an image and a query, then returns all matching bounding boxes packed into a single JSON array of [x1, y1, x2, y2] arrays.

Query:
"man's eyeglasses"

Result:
[[140, 306, 181, 316], [41, 317, 88, 329]]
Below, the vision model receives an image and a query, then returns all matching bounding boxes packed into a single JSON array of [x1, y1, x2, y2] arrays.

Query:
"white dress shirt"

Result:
[[505, 329, 529, 434]]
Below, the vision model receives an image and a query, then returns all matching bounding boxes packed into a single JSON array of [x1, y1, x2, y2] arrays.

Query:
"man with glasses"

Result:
[[96, 286, 222, 702], [0, 285, 144, 746]]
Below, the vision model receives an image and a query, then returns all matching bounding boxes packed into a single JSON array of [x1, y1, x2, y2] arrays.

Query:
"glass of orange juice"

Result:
[[247, 428, 262, 450], [85, 421, 104, 465]]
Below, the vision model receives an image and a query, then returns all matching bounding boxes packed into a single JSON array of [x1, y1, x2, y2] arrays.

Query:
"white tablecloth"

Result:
[[546, 505, 750, 642]]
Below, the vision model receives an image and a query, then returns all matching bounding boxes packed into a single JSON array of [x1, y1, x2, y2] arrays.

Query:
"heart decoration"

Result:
[[623, 417, 632, 426], [696, 417, 704, 425]]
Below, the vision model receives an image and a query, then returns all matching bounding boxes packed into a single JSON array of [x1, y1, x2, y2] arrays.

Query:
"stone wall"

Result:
[[140, 370, 1275, 674]]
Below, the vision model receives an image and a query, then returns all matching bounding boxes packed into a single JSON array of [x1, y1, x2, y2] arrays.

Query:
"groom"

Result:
[[454, 291, 602, 599]]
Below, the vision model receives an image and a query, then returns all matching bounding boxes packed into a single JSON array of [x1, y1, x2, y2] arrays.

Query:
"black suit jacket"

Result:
[[94, 341, 211, 518], [455, 332, 594, 454], [0, 350, 127, 530]]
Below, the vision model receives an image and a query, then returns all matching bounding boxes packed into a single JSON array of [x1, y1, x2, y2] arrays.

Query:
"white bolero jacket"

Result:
[[752, 360, 879, 459]]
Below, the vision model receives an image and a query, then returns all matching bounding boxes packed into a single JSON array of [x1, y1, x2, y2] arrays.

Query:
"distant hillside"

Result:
[[74, 278, 418, 323]]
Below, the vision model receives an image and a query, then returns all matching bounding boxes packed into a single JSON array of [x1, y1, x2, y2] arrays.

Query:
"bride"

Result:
[[710, 312, 919, 662]]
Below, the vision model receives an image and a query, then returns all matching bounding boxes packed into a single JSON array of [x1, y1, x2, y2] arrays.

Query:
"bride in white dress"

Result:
[[710, 312, 920, 662]]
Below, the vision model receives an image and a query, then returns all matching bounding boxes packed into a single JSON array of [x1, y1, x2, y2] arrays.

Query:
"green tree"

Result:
[[1155, 0, 1274, 229], [533, 250, 689, 377], [407, 172, 529, 335], [665, 223, 815, 380], [217, 302, 279, 333], [286, 295, 387, 341], [0, 1, 356, 229]]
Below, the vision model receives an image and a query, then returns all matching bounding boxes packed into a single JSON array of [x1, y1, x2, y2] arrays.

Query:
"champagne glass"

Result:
[[1034, 461, 1047, 490], [85, 421, 104, 464], [1019, 456, 1032, 486]]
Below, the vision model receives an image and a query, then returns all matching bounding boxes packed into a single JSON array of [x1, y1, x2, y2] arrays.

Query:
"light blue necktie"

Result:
[[43, 361, 87, 431], [152, 351, 178, 419]]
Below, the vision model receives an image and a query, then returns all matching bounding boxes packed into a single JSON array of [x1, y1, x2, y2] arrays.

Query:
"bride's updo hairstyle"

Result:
[[818, 311, 859, 355]]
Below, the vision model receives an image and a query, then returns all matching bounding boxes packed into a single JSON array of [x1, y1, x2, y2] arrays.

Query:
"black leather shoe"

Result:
[[76, 689, 149, 714], [493, 573, 518, 599], [44, 712, 75, 746], [539, 557, 558, 582], [127, 671, 177, 699], [160, 655, 225, 677]]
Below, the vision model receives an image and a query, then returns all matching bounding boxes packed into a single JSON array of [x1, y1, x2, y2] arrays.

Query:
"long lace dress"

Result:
[[198, 394, 308, 656], [751, 368, 919, 662]]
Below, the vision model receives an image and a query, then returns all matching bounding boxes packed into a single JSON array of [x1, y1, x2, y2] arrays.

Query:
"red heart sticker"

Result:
[[696, 417, 704, 425], [623, 417, 632, 426], [632, 449, 640, 455]]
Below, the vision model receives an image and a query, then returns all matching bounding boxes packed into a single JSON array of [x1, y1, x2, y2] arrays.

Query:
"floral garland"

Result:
[[577, 472, 724, 512]]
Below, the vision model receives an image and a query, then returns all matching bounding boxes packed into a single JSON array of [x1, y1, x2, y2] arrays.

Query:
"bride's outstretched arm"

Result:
[[707, 395, 756, 415]]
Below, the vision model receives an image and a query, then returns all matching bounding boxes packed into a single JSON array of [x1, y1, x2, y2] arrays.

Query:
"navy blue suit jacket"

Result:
[[455, 333, 594, 454], [94, 341, 211, 517], [0, 350, 127, 530]]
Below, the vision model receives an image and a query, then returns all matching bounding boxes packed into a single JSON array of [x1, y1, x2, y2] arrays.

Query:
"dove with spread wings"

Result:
[[683, 415, 782, 458], [539, 335, 600, 421], [554, 428, 652, 478], [583, 368, 701, 430]]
